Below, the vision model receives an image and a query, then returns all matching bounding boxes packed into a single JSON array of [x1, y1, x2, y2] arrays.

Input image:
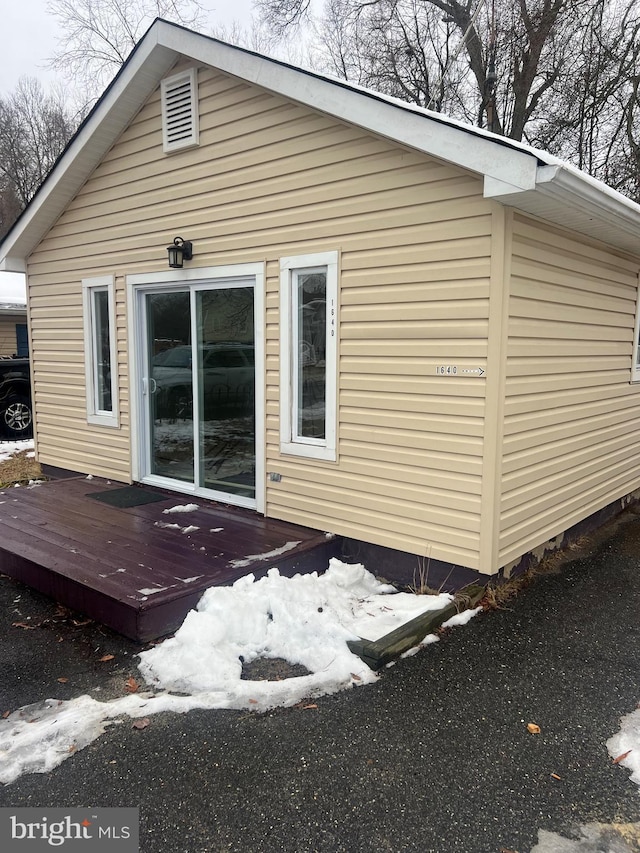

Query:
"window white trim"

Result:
[[82, 275, 119, 427], [633, 272, 640, 383], [161, 67, 199, 153], [280, 251, 338, 461]]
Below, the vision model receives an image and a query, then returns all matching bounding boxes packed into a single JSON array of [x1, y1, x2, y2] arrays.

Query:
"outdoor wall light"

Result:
[[167, 237, 193, 268]]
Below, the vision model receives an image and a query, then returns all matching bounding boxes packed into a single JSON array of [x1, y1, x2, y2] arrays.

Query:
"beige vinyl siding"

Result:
[[27, 66, 494, 566], [0, 313, 25, 356], [26, 277, 129, 479], [267, 203, 492, 568], [499, 213, 640, 567]]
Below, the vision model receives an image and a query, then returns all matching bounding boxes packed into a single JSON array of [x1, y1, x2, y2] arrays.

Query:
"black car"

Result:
[[0, 356, 33, 439]]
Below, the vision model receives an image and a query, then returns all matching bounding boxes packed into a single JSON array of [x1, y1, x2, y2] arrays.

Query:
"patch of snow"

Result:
[[137, 587, 172, 596], [607, 707, 640, 786], [0, 559, 482, 786], [531, 823, 640, 852], [162, 503, 199, 514], [177, 576, 204, 584], [181, 525, 200, 535], [228, 540, 302, 569], [210, 527, 224, 533], [0, 439, 34, 464], [154, 521, 182, 530], [441, 606, 484, 629], [401, 633, 440, 659]]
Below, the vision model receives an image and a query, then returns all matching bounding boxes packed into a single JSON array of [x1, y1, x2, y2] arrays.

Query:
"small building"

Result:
[[0, 301, 28, 358], [2, 19, 640, 587]]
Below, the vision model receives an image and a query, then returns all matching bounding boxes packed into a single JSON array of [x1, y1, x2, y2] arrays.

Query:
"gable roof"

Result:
[[2, 18, 640, 271]]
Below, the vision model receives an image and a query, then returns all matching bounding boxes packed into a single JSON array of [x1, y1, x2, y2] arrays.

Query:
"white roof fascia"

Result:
[[161, 23, 539, 193], [0, 29, 180, 270], [484, 164, 640, 255]]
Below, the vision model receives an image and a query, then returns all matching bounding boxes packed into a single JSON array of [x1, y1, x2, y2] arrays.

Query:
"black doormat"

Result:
[[88, 486, 167, 508]]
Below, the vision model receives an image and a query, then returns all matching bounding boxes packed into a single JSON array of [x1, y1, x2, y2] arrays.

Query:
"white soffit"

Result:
[[484, 166, 640, 255]]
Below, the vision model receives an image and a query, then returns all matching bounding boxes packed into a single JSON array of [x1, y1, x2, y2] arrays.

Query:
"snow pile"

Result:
[[0, 559, 471, 786], [607, 707, 640, 786], [137, 559, 452, 695]]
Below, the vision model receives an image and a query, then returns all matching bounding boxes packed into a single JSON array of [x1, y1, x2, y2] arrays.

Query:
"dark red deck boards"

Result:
[[0, 476, 338, 641]]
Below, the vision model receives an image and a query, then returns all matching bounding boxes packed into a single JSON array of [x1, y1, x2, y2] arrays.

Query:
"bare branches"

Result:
[[255, 0, 313, 40], [46, 0, 207, 100], [0, 78, 75, 238]]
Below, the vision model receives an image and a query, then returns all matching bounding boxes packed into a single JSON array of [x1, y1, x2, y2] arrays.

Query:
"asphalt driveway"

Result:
[[1, 508, 640, 852]]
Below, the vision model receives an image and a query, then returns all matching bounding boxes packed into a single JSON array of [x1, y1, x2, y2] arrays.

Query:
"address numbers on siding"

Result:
[[435, 366, 486, 376]]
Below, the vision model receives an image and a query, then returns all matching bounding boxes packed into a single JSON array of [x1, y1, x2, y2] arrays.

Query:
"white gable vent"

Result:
[[161, 68, 199, 153]]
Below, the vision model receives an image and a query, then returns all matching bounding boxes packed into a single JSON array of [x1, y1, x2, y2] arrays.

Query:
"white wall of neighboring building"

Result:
[[0, 271, 26, 304]]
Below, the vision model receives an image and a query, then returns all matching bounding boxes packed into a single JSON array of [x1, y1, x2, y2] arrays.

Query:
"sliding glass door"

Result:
[[139, 279, 256, 506]]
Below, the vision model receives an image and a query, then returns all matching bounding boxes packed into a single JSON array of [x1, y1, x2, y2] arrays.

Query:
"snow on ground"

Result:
[[162, 503, 199, 514], [0, 438, 34, 463], [2, 439, 638, 793], [0, 559, 480, 786], [607, 708, 640, 786]]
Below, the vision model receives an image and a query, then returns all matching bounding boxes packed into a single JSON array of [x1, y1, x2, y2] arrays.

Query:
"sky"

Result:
[[0, 0, 256, 302], [0, 273, 26, 302], [2, 0, 256, 96]]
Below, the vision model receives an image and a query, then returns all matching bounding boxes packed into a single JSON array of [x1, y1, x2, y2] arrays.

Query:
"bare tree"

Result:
[[47, 0, 208, 100], [258, 0, 640, 200], [259, 0, 600, 139], [0, 78, 75, 239], [315, 0, 459, 111]]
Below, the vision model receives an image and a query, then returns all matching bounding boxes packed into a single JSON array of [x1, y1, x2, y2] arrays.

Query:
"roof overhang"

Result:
[[2, 19, 640, 270], [484, 166, 640, 255]]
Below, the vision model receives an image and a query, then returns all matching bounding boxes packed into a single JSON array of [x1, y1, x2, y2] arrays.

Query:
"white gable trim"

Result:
[[2, 18, 640, 269], [0, 31, 179, 271], [167, 26, 538, 193]]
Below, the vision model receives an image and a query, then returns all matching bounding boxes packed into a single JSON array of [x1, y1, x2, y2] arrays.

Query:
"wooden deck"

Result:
[[0, 474, 339, 642]]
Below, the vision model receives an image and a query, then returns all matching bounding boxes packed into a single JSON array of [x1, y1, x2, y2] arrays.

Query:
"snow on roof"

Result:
[[1, 18, 639, 271]]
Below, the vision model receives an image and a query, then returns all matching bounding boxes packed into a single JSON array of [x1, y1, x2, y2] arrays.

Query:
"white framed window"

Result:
[[280, 251, 338, 461], [82, 275, 119, 427], [161, 68, 199, 153]]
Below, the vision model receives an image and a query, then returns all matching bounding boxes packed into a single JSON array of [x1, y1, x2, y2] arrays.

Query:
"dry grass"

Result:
[[479, 535, 593, 610], [410, 554, 456, 596], [0, 448, 43, 487]]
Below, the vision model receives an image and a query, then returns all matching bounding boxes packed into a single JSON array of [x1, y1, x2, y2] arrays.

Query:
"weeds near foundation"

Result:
[[480, 576, 529, 610], [410, 553, 455, 596], [480, 534, 594, 610]]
